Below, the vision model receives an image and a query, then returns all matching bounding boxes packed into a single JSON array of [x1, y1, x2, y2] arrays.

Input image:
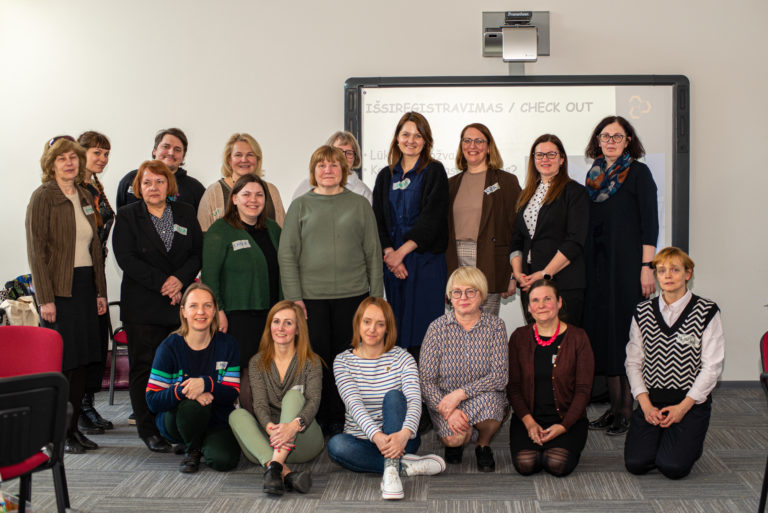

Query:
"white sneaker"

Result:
[[381, 465, 404, 500], [400, 453, 446, 476]]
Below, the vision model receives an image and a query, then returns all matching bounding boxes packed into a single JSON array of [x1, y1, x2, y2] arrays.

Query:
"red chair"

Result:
[[759, 331, 768, 513], [0, 326, 70, 513], [107, 301, 129, 405]]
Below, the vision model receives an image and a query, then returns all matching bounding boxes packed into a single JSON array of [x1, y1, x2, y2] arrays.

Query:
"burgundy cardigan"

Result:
[[507, 325, 594, 430]]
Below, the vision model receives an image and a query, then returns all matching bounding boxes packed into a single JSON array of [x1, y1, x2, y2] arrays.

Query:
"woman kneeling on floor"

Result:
[[624, 247, 724, 479], [419, 266, 509, 472], [507, 279, 594, 477], [145, 283, 241, 473], [328, 297, 445, 500], [229, 300, 323, 495]]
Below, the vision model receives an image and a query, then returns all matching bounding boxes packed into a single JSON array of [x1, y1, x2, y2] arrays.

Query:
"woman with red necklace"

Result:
[[507, 279, 594, 477]]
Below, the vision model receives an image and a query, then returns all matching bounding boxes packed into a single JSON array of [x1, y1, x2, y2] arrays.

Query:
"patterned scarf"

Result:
[[585, 152, 632, 202]]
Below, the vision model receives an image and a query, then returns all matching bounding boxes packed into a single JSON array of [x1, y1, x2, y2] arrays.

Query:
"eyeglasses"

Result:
[[338, 149, 355, 158], [461, 138, 488, 146], [597, 133, 626, 143], [49, 135, 75, 147], [449, 288, 478, 299], [533, 151, 559, 160]]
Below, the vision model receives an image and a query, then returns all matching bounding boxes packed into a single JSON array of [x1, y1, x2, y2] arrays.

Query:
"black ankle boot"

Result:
[[80, 392, 114, 431], [263, 461, 285, 495]]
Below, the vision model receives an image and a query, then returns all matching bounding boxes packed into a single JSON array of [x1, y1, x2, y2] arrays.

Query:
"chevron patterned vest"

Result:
[[635, 294, 719, 404]]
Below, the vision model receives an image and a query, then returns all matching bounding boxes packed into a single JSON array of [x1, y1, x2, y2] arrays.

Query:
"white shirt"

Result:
[[625, 289, 725, 404], [291, 173, 373, 204]]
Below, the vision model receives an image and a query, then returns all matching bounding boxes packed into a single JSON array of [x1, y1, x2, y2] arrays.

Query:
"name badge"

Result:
[[173, 224, 188, 236], [216, 361, 227, 371], [212, 207, 221, 218], [484, 183, 500, 195], [676, 333, 700, 348], [83, 205, 95, 216], [290, 384, 305, 394], [127, 185, 134, 195], [392, 178, 411, 190], [232, 239, 251, 251], [552, 354, 557, 365]]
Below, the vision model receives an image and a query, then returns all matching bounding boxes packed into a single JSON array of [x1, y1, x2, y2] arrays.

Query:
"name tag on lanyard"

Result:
[[392, 178, 411, 190]]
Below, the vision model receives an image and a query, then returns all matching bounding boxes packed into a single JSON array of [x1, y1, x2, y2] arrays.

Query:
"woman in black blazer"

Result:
[[113, 159, 203, 453], [509, 134, 589, 326]]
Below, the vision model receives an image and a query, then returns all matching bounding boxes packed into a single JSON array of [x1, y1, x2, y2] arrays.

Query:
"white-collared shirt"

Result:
[[625, 289, 725, 404]]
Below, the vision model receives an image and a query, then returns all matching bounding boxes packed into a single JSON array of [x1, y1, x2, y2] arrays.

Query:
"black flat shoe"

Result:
[[475, 445, 495, 472], [142, 434, 172, 453], [444, 445, 463, 464], [81, 392, 114, 430], [179, 449, 202, 473], [78, 412, 106, 435], [64, 436, 86, 454], [606, 415, 629, 436], [284, 471, 312, 493], [588, 409, 616, 430], [263, 461, 285, 495], [72, 429, 99, 450]]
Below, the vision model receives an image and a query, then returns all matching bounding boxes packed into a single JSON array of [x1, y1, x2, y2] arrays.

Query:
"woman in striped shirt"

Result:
[[328, 297, 445, 500]]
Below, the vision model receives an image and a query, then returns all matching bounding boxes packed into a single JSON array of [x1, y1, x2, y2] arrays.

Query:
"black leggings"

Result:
[[512, 447, 580, 477]]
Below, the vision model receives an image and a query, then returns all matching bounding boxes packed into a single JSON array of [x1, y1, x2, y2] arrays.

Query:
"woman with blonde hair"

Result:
[[229, 300, 323, 495], [420, 266, 508, 471], [197, 133, 285, 231], [146, 283, 241, 473]]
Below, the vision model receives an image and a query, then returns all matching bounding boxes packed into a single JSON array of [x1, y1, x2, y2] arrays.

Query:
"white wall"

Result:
[[2, 0, 766, 380]]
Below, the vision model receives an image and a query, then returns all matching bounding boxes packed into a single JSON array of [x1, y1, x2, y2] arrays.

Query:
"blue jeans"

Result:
[[328, 389, 421, 473]]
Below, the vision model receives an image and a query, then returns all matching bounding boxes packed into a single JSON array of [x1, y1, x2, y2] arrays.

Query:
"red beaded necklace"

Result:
[[534, 320, 561, 347]]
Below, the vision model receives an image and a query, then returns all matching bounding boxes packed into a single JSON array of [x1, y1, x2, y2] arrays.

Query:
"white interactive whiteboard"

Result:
[[345, 75, 690, 251]]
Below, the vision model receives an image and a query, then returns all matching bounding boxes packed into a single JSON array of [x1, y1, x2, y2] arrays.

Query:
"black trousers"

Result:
[[226, 309, 269, 415], [304, 293, 368, 426], [84, 312, 111, 394], [624, 397, 712, 479], [124, 322, 177, 439]]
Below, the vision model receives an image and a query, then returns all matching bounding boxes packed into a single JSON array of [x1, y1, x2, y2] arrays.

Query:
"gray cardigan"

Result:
[[248, 352, 322, 428]]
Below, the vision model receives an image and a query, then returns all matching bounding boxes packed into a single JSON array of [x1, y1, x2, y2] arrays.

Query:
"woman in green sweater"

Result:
[[202, 174, 281, 414], [278, 145, 383, 435]]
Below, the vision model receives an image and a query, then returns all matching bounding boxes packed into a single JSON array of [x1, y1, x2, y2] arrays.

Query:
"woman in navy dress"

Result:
[[372, 112, 449, 361], [582, 116, 658, 436]]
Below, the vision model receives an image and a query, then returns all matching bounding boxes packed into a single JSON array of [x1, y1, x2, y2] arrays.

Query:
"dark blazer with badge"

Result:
[[25, 181, 107, 304], [113, 200, 202, 326], [446, 168, 521, 293], [509, 180, 589, 291]]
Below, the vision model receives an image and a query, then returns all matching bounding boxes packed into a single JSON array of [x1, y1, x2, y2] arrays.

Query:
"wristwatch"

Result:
[[543, 273, 552, 280], [295, 417, 306, 431]]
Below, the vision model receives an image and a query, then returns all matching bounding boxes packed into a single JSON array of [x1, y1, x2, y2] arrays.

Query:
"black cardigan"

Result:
[[113, 200, 203, 326], [371, 160, 449, 254], [509, 180, 589, 291]]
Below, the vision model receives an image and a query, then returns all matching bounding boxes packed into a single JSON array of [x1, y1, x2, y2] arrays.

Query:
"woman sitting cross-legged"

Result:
[[419, 266, 509, 472], [507, 279, 594, 477], [624, 247, 724, 479], [328, 297, 445, 500], [145, 283, 242, 473], [229, 300, 324, 495]]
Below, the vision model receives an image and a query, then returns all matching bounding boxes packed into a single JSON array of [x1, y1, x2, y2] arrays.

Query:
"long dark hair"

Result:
[[387, 111, 434, 173], [516, 134, 571, 211], [223, 174, 268, 230], [585, 115, 646, 159]]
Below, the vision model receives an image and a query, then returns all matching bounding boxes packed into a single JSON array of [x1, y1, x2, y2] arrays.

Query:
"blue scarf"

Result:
[[585, 152, 632, 202]]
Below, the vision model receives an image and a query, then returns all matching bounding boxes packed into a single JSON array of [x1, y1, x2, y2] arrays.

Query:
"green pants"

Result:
[[229, 389, 324, 466], [164, 400, 241, 471]]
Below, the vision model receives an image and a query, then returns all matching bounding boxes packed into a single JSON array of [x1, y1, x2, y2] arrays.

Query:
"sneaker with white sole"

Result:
[[400, 453, 446, 476], [381, 465, 404, 500]]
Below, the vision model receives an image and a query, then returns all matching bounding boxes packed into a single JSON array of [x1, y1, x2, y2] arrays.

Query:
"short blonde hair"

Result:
[[308, 145, 349, 188], [132, 160, 179, 200], [350, 297, 398, 353], [221, 133, 263, 178], [40, 136, 87, 184], [652, 246, 695, 281], [446, 266, 488, 303]]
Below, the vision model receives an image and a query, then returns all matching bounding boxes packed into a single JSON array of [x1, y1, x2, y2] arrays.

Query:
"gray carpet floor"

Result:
[[4, 386, 766, 513]]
